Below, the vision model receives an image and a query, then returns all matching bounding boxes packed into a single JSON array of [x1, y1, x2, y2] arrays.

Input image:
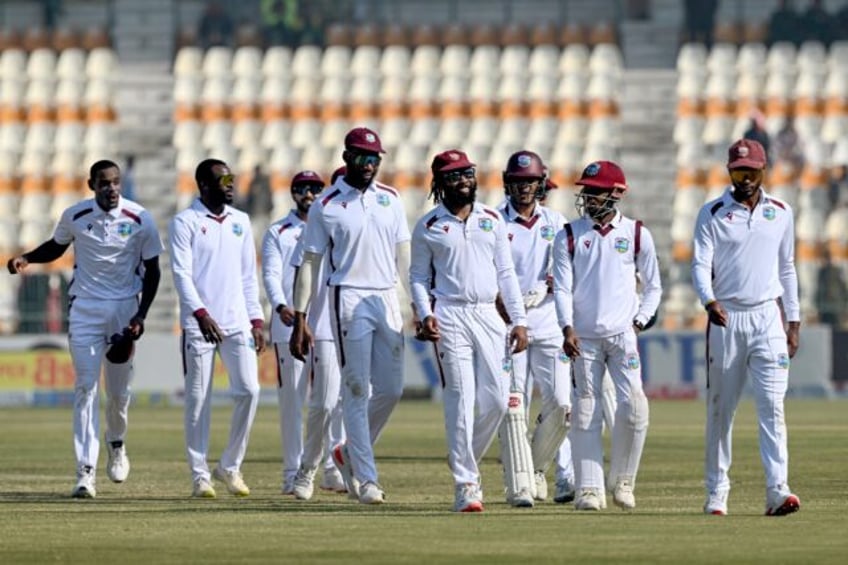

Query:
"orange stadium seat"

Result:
[[500, 23, 528, 47], [352, 23, 381, 48], [381, 23, 408, 47]]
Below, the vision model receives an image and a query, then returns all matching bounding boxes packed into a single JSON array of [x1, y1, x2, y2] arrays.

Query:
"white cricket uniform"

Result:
[[262, 211, 308, 484], [692, 188, 799, 497], [499, 202, 573, 477], [301, 178, 409, 484], [169, 199, 264, 483], [410, 202, 527, 487], [291, 239, 343, 474], [54, 197, 162, 472], [553, 211, 662, 492]]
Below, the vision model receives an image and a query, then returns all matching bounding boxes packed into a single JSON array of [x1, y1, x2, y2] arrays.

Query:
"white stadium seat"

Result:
[[262, 46, 293, 79]]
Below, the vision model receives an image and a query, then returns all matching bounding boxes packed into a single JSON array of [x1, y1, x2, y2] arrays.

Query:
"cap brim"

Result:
[[576, 178, 627, 190], [346, 143, 386, 154], [435, 160, 476, 173], [504, 171, 545, 179], [728, 158, 765, 169]]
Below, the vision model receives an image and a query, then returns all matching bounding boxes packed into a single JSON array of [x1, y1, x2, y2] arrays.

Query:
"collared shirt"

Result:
[[291, 238, 333, 342], [261, 210, 305, 342], [410, 202, 527, 326], [692, 186, 800, 320], [53, 197, 162, 300], [301, 178, 410, 290], [500, 201, 566, 339], [169, 199, 263, 333], [553, 211, 662, 338]]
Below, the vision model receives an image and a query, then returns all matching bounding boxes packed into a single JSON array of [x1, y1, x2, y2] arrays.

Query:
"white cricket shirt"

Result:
[[169, 199, 263, 333], [261, 210, 305, 343], [692, 187, 800, 321], [410, 202, 527, 326], [499, 201, 566, 339], [301, 178, 410, 290], [553, 211, 662, 338], [291, 238, 333, 342], [53, 197, 163, 300]]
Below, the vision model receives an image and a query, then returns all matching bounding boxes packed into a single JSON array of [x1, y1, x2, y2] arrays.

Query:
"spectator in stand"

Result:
[[743, 111, 772, 166], [298, 1, 326, 46], [198, 1, 234, 49], [815, 248, 848, 328], [261, 0, 302, 47], [767, 0, 801, 46], [242, 164, 272, 224], [773, 119, 804, 172], [800, 0, 835, 46], [682, 0, 719, 48], [122, 155, 137, 202]]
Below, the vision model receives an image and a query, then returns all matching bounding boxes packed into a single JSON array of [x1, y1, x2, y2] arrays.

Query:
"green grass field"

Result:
[[0, 399, 846, 564]]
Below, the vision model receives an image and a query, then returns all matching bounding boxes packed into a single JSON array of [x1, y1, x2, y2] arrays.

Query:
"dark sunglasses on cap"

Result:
[[442, 168, 476, 183], [292, 183, 324, 195], [350, 154, 382, 168]]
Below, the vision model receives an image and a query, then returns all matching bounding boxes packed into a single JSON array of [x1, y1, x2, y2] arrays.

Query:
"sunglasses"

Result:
[[217, 173, 235, 187], [442, 168, 476, 183], [292, 183, 324, 195], [505, 178, 542, 189], [350, 154, 382, 168], [729, 169, 763, 184]]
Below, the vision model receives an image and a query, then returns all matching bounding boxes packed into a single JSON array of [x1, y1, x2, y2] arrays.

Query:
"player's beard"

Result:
[[442, 181, 477, 209], [296, 200, 312, 215]]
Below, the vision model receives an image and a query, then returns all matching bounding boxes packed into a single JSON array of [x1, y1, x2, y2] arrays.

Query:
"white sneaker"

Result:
[[507, 487, 535, 508], [106, 442, 130, 483], [192, 477, 217, 498], [704, 489, 728, 515], [553, 477, 575, 504], [453, 483, 484, 513], [612, 478, 636, 510], [281, 475, 295, 495], [212, 465, 250, 496], [765, 485, 800, 516], [574, 488, 604, 511], [534, 471, 548, 501], [292, 467, 316, 501], [332, 444, 360, 500], [320, 467, 347, 493], [71, 465, 96, 499], [358, 481, 385, 505]]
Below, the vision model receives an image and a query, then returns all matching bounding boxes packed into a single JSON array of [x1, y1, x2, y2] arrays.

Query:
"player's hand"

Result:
[[416, 315, 440, 342], [127, 315, 145, 340], [7, 256, 28, 275], [251, 326, 266, 353], [197, 313, 224, 344], [510, 325, 528, 354], [786, 321, 800, 358], [278, 306, 295, 327], [289, 313, 314, 362], [706, 301, 728, 327], [562, 326, 581, 358], [495, 294, 511, 325]]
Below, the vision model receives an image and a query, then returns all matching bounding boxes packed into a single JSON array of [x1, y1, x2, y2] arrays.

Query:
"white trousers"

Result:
[[68, 297, 137, 471], [273, 340, 307, 482], [435, 302, 510, 486], [704, 300, 791, 494], [329, 286, 404, 484], [301, 339, 343, 471], [182, 329, 259, 482], [570, 330, 649, 491]]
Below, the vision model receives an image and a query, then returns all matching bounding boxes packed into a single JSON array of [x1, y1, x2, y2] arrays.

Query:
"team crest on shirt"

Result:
[[540, 225, 556, 241], [232, 223, 244, 237], [614, 237, 630, 253], [626, 354, 640, 370], [479, 217, 494, 232], [116, 223, 133, 237], [763, 206, 776, 221], [777, 353, 790, 369], [376, 193, 391, 207]]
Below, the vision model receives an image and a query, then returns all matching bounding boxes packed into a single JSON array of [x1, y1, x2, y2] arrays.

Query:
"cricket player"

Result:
[[7, 160, 162, 498], [692, 138, 801, 516], [553, 160, 662, 511], [169, 158, 266, 498], [290, 127, 409, 505], [410, 149, 528, 512]]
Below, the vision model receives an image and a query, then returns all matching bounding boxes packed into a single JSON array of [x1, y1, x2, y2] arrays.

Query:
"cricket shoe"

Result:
[[574, 488, 605, 511], [507, 487, 535, 508], [292, 467, 316, 501], [106, 441, 130, 483], [553, 477, 575, 504], [612, 478, 636, 510], [213, 465, 250, 496], [765, 485, 800, 516], [281, 475, 295, 495], [71, 465, 96, 499], [332, 444, 360, 500], [534, 471, 548, 501], [358, 481, 385, 505], [192, 477, 217, 498], [454, 483, 484, 513], [703, 489, 728, 515], [320, 466, 347, 493]]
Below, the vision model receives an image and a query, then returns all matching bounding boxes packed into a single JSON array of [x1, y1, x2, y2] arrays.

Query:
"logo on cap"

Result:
[[737, 146, 749, 157], [365, 133, 376, 143], [449, 152, 460, 161], [585, 163, 601, 176], [517, 154, 532, 168]]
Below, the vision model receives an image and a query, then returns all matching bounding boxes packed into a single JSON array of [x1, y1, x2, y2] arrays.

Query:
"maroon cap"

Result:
[[727, 138, 767, 169], [330, 166, 346, 184], [504, 150, 546, 178], [575, 160, 628, 191], [291, 170, 325, 187], [431, 149, 476, 174], [545, 177, 558, 191], [344, 127, 385, 154]]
